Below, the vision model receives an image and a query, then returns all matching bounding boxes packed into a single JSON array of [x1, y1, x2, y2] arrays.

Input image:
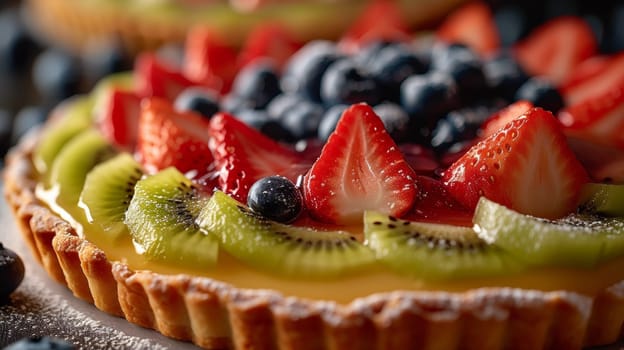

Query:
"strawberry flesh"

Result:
[[237, 23, 302, 70], [560, 53, 624, 106], [436, 1, 500, 56], [339, 0, 410, 54], [479, 100, 534, 138], [514, 17, 597, 84], [559, 82, 624, 149], [403, 176, 473, 227], [442, 107, 589, 219], [135, 53, 198, 100], [208, 113, 307, 202], [136, 98, 215, 180], [183, 26, 238, 93], [303, 103, 417, 225], [97, 88, 141, 151]]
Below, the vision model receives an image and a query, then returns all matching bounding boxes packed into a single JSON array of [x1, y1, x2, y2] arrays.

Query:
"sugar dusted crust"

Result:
[[4, 130, 624, 349]]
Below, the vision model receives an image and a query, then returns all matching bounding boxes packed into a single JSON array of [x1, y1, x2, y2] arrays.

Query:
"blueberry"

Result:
[[236, 109, 294, 142], [430, 106, 493, 152], [32, 49, 83, 104], [317, 104, 348, 142], [367, 45, 428, 101], [483, 52, 529, 101], [352, 40, 395, 67], [279, 101, 325, 141], [11, 106, 47, 145], [373, 102, 411, 143], [0, 9, 40, 75], [221, 94, 255, 115], [320, 59, 382, 106], [0, 109, 13, 157], [400, 72, 460, 122], [230, 59, 281, 110], [4, 336, 75, 350], [174, 87, 220, 119], [0, 242, 25, 303], [515, 78, 564, 113], [430, 118, 460, 154], [430, 42, 478, 70], [266, 93, 305, 120], [281, 40, 342, 102], [247, 175, 303, 223], [82, 39, 133, 85]]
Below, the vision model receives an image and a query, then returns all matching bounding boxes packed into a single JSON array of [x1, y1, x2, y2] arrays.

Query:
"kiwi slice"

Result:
[[33, 96, 95, 175], [124, 167, 218, 267], [198, 191, 376, 279], [92, 72, 134, 100], [42, 129, 116, 224], [578, 183, 624, 217], [474, 197, 624, 268], [364, 212, 521, 279], [78, 153, 144, 242], [91, 71, 134, 113]]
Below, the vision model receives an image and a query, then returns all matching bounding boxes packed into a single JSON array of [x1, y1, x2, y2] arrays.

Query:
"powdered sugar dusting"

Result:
[[0, 193, 197, 349]]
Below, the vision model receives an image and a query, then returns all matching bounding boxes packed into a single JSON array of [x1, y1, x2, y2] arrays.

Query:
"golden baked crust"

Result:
[[24, 0, 466, 54], [4, 129, 624, 349]]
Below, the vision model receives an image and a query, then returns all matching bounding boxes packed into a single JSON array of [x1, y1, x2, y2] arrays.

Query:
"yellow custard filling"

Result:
[[38, 186, 624, 306], [32, 153, 624, 305], [84, 227, 624, 304]]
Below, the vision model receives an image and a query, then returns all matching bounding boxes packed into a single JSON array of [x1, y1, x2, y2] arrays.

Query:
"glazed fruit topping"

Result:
[[442, 107, 589, 219], [247, 175, 303, 224], [137, 98, 215, 179], [436, 1, 500, 56], [31, 0, 624, 281], [303, 104, 417, 225], [208, 112, 307, 202], [559, 82, 624, 149], [513, 16, 598, 84]]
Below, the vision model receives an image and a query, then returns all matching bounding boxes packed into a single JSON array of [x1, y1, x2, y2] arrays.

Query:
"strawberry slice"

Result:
[[403, 176, 473, 227], [436, 1, 500, 56], [183, 26, 238, 93], [137, 98, 215, 181], [442, 107, 589, 219], [237, 23, 302, 70], [303, 103, 417, 225], [96, 88, 141, 150], [479, 100, 534, 138], [339, 0, 410, 53], [514, 17, 597, 84], [135, 53, 198, 100], [567, 136, 624, 184], [560, 53, 624, 105], [208, 113, 307, 202], [559, 82, 624, 149]]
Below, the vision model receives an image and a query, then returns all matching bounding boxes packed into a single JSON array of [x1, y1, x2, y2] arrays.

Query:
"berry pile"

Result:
[[180, 31, 566, 157], [86, 0, 624, 228]]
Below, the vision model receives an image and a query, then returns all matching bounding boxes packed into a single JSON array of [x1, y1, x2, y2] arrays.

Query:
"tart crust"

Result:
[[4, 130, 624, 349]]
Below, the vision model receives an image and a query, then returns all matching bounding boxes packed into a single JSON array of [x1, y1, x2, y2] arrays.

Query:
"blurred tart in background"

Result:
[[24, 0, 465, 54]]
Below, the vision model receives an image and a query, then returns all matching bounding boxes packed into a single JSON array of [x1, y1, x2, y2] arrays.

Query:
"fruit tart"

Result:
[[5, 2, 624, 349], [24, 0, 464, 54]]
